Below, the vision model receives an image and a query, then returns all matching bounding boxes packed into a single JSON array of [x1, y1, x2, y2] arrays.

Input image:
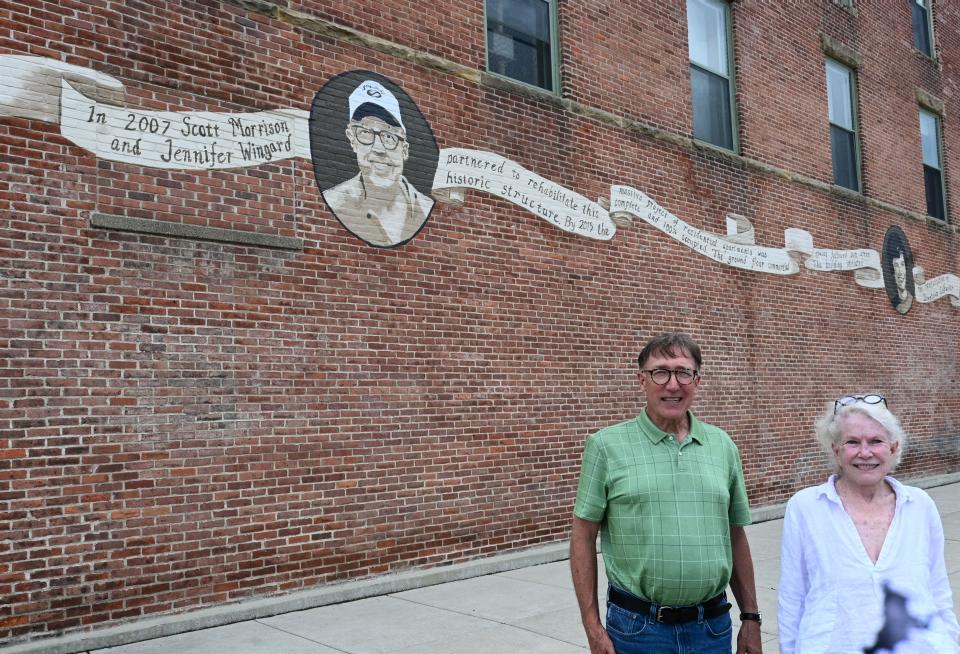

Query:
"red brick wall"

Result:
[[2, 0, 960, 645]]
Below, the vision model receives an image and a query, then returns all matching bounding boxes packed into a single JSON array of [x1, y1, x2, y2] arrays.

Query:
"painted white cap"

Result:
[[348, 80, 405, 130]]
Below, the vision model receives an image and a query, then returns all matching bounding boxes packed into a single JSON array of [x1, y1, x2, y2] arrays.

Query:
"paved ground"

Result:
[[62, 483, 960, 653]]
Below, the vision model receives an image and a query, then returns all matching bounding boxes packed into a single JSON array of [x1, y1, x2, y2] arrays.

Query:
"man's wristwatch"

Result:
[[740, 612, 762, 626]]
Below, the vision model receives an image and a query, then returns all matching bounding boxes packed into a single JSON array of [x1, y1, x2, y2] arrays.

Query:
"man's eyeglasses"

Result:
[[834, 394, 887, 415], [352, 124, 405, 151], [641, 368, 699, 386]]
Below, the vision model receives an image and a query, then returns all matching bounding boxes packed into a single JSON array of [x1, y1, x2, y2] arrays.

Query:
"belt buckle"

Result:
[[656, 605, 669, 622]]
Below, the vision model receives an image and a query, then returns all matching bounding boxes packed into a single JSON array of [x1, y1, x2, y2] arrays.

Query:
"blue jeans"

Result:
[[605, 587, 733, 654]]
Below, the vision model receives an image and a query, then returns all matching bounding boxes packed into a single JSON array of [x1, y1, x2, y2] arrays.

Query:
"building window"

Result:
[[687, 0, 736, 150], [826, 59, 859, 191], [920, 108, 946, 220], [912, 0, 933, 56], [486, 0, 557, 92]]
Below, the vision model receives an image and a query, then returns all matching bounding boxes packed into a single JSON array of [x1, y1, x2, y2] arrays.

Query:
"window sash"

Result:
[[826, 60, 854, 130], [924, 165, 945, 220], [687, 0, 735, 150], [912, 0, 932, 55], [920, 108, 946, 220], [826, 59, 859, 190], [831, 124, 859, 191], [691, 65, 734, 150], [486, 0, 556, 91], [920, 109, 941, 169], [687, 0, 729, 77]]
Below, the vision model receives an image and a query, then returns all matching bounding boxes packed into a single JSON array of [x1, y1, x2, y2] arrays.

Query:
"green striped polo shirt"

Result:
[[574, 409, 751, 606]]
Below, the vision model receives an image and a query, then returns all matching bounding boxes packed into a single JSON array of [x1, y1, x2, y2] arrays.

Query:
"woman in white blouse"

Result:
[[777, 394, 959, 654]]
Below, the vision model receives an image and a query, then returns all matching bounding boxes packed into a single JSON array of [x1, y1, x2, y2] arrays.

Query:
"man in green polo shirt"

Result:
[[570, 333, 763, 654]]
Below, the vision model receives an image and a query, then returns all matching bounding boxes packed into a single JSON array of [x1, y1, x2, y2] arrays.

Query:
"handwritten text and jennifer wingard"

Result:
[[60, 81, 304, 170]]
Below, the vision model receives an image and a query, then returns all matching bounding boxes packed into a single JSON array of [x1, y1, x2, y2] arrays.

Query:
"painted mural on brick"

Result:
[[882, 226, 916, 314], [2, 54, 959, 310], [310, 71, 438, 248]]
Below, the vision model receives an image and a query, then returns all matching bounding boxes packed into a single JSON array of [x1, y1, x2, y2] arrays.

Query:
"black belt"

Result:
[[608, 587, 731, 625]]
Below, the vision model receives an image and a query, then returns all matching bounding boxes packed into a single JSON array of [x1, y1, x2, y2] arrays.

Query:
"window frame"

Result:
[[686, 0, 739, 152], [919, 107, 947, 221], [484, 0, 561, 94], [825, 58, 861, 192], [911, 0, 935, 58]]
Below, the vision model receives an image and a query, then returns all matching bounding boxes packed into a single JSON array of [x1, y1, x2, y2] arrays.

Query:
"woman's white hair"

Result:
[[814, 398, 907, 474]]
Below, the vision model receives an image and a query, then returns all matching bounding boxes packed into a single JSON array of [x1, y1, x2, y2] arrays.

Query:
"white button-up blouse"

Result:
[[778, 475, 960, 654]]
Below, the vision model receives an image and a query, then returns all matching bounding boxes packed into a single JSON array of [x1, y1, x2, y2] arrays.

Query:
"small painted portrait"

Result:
[[882, 225, 916, 315], [311, 71, 438, 248]]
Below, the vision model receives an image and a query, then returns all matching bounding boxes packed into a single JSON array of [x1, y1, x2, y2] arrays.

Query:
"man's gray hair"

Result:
[[637, 332, 702, 371], [814, 399, 907, 474]]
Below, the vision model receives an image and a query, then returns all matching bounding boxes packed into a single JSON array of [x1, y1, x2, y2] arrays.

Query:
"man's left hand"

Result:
[[736, 619, 763, 654]]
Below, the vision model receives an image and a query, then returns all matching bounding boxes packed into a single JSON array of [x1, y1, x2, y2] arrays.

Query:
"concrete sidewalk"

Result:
[[30, 482, 960, 653]]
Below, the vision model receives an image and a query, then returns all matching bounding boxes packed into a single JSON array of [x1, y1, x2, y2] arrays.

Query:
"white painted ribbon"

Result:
[[59, 80, 310, 169], [432, 148, 615, 241], [609, 185, 799, 276], [2, 54, 958, 307]]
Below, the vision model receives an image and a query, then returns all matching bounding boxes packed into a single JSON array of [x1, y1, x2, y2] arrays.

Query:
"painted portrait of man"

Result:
[[882, 225, 916, 315], [311, 72, 438, 248]]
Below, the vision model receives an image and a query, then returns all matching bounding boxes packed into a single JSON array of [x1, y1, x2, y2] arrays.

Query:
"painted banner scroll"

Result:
[[1, 54, 958, 310]]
